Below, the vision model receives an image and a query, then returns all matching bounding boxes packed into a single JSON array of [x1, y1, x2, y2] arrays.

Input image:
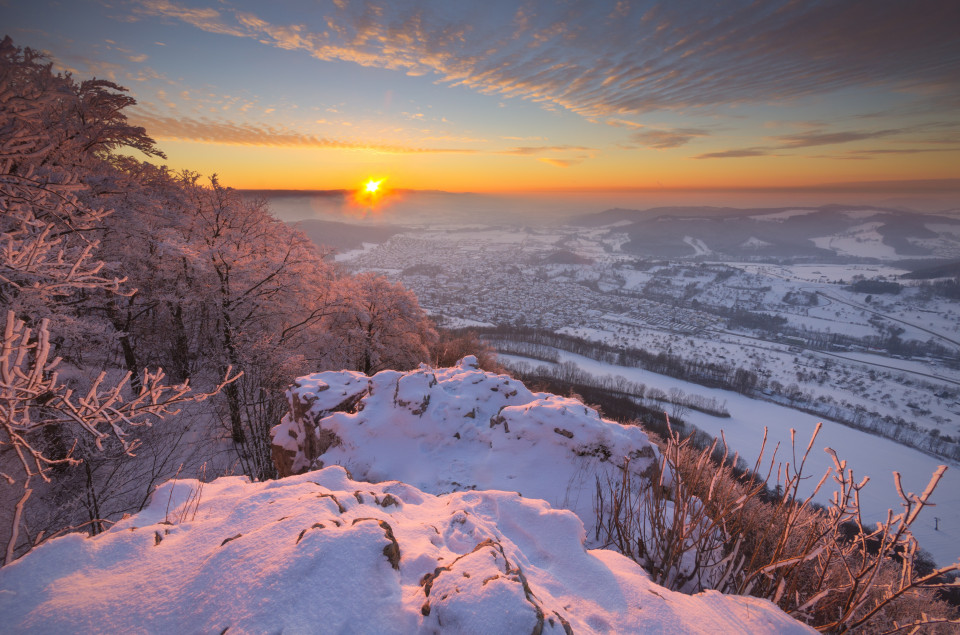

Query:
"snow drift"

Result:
[[0, 358, 815, 633], [270, 356, 658, 533], [0, 466, 813, 633]]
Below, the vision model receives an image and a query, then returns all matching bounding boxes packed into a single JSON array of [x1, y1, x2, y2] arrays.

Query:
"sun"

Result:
[[352, 176, 390, 212]]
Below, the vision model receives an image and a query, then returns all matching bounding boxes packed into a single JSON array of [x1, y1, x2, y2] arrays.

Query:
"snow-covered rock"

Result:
[[270, 356, 658, 533], [0, 466, 815, 634]]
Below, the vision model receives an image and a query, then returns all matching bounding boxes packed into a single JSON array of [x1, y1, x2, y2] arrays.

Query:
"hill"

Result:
[[0, 358, 814, 634], [571, 205, 960, 261]]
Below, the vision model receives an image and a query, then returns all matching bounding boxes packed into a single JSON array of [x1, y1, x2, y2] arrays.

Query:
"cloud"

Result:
[[631, 128, 708, 149], [605, 118, 644, 129], [501, 145, 591, 155], [773, 129, 900, 148], [695, 124, 942, 158], [129, 112, 588, 159], [129, 111, 479, 153], [538, 157, 583, 168], [847, 147, 960, 156], [135, 0, 248, 37], [129, 0, 960, 118], [693, 148, 773, 159]]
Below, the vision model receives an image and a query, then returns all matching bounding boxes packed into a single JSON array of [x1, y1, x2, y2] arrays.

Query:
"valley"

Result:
[[327, 204, 960, 565]]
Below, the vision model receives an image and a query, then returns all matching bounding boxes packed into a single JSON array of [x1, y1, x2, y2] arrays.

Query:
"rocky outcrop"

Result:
[[0, 466, 816, 634], [269, 357, 658, 534]]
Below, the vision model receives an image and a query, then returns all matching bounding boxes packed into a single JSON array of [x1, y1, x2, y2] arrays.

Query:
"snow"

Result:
[[684, 235, 712, 255], [499, 350, 960, 568], [272, 357, 657, 529], [741, 236, 773, 249], [0, 359, 816, 634], [437, 316, 497, 329], [811, 222, 900, 259], [333, 241, 381, 261], [828, 350, 960, 379], [751, 209, 818, 222]]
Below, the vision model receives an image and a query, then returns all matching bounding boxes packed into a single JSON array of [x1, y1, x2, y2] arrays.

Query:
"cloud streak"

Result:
[[693, 125, 951, 159], [130, 112, 597, 162], [130, 112, 480, 153], [130, 0, 960, 119], [538, 157, 583, 168], [631, 128, 709, 149], [500, 145, 592, 156], [694, 148, 773, 159], [773, 129, 900, 148]]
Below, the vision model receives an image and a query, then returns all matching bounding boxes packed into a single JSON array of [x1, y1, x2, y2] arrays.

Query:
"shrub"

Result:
[[595, 420, 960, 633]]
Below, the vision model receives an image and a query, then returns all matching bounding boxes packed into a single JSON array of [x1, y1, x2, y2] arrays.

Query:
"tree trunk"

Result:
[[219, 307, 245, 444], [168, 301, 191, 383], [84, 461, 103, 535], [215, 263, 245, 444], [106, 298, 141, 392]]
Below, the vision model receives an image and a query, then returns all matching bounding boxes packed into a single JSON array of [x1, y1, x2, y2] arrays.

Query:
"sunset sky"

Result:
[[4, 0, 960, 194]]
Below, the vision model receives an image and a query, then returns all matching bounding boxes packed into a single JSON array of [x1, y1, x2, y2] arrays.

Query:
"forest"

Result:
[[0, 37, 437, 562]]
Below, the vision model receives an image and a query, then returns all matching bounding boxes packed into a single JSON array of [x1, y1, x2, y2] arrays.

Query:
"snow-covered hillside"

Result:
[[0, 359, 815, 634], [270, 356, 657, 533], [0, 466, 812, 634]]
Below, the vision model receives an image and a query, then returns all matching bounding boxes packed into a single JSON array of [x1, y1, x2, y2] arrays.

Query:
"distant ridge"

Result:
[[571, 204, 919, 227], [240, 188, 467, 198], [290, 218, 405, 252], [569, 205, 960, 261]]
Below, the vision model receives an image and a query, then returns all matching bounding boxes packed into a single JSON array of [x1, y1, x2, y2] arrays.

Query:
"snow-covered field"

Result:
[[340, 223, 960, 442], [560, 322, 960, 441], [329, 213, 960, 566], [499, 351, 960, 568]]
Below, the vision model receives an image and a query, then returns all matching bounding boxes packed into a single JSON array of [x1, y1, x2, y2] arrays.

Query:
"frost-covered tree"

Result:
[[329, 272, 437, 375], [173, 175, 345, 476], [2, 34, 440, 554], [0, 37, 230, 563]]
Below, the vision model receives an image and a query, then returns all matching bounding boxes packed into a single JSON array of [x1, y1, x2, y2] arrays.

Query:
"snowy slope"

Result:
[[500, 350, 960, 568], [271, 356, 658, 532], [0, 358, 817, 633], [0, 466, 814, 634]]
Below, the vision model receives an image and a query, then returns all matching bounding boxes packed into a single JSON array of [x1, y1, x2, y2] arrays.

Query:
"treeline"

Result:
[[769, 399, 960, 462], [479, 326, 761, 394], [506, 359, 730, 418], [463, 326, 960, 463], [0, 38, 436, 560], [848, 279, 902, 295], [915, 277, 960, 301]]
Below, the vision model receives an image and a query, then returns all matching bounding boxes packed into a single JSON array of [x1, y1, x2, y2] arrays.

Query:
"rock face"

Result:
[[270, 356, 657, 534], [0, 466, 815, 634]]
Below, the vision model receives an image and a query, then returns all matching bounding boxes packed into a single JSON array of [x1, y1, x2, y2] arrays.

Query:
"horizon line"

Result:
[[237, 178, 960, 196]]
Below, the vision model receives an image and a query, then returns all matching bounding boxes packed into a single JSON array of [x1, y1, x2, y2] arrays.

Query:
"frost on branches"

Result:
[[1, 35, 439, 562], [0, 37, 235, 563]]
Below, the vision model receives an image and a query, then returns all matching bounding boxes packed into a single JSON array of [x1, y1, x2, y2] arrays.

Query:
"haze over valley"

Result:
[[307, 200, 960, 566]]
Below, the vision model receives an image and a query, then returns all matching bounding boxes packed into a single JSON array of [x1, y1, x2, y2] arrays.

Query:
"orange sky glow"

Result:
[[5, 1, 959, 196]]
